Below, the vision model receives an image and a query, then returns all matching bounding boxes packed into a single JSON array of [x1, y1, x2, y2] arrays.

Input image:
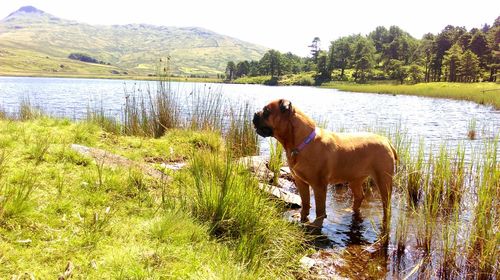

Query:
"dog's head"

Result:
[[252, 99, 293, 138]]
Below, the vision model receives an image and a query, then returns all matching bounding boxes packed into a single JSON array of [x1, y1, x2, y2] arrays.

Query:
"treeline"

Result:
[[68, 53, 110, 65], [226, 16, 499, 84], [225, 51, 314, 80]]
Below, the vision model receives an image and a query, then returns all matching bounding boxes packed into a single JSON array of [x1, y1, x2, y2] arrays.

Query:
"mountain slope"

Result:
[[0, 6, 268, 77]]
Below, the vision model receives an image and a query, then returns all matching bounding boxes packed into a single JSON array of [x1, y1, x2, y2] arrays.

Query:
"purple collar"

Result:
[[291, 128, 317, 156]]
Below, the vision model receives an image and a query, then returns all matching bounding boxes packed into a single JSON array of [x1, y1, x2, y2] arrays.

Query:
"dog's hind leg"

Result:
[[374, 171, 393, 219], [349, 178, 365, 213], [294, 175, 311, 223], [374, 170, 393, 243]]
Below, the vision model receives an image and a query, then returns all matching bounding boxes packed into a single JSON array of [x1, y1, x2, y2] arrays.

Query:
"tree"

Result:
[[459, 50, 480, 82], [225, 61, 236, 81], [259, 50, 282, 77], [281, 52, 304, 74], [443, 44, 463, 82], [328, 35, 357, 80], [315, 51, 331, 84], [458, 32, 472, 50], [432, 25, 467, 81], [309, 37, 321, 63], [248, 61, 260, 76], [386, 59, 408, 84], [469, 31, 490, 68], [486, 16, 500, 81], [235, 61, 250, 78], [407, 64, 424, 84], [369, 26, 389, 54], [352, 36, 376, 83], [384, 26, 405, 61], [367, 25, 418, 78], [416, 33, 436, 82]]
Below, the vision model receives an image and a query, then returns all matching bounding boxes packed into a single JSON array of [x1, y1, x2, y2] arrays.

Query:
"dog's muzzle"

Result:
[[253, 112, 273, 137]]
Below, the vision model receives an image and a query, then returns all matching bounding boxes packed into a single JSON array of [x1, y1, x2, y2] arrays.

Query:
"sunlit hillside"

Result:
[[0, 6, 268, 77]]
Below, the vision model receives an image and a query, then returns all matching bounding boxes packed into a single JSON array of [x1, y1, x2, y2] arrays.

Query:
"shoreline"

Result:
[[321, 81, 500, 110], [2, 72, 499, 110], [0, 72, 222, 83]]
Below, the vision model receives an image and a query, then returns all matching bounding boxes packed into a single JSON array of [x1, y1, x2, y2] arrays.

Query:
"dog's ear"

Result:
[[279, 99, 292, 113]]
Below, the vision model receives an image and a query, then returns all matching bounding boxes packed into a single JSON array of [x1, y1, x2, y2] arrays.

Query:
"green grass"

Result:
[[233, 75, 274, 85], [0, 116, 306, 279], [0, 48, 131, 77], [0, 48, 221, 82], [232, 73, 315, 86], [176, 151, 306, 276], [87, 79, 258, 159], [2, 90, 498, 278], [278, 72, 315, 86], [322, 82, 500, 109]]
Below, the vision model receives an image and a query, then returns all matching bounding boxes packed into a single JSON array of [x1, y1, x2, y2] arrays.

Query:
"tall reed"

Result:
[[405, 140, 425, 206], [391, 128, 499, 278], [90, 79, 259, 157], [0, 106, 7, 120], [226, 103, 259, 158], [122, 81, 181, 138], [0, 149, 7, 179], [439, 208, 460, 279], [19, 97, 43, 120], [268, 139, 283, 186], [467, 137, 499, 278], [86, 103, 121, 134], [394, 201, 408, 260], [187, 89, 224, 132]]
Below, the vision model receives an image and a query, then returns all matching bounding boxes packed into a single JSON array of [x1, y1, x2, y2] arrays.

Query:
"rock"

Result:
[[300, 256, 316, 270], [240, 156, 301, 207], [258, 183, 301, 207], [159, 162, 187, 171], [71, 144, 169, 181], [238, 156, 272, 181]]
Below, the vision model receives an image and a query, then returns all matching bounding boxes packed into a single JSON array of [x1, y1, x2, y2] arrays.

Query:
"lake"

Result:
[[1, 76, 498, 149]]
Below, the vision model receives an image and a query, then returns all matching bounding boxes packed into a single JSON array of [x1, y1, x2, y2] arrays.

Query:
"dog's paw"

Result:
[[303, 221, 322, 235]]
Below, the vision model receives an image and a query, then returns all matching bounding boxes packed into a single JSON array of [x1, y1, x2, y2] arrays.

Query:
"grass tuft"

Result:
[[268, 139, 284, 186], [180, 150, 306, 275], [0, 168, 38, 221]]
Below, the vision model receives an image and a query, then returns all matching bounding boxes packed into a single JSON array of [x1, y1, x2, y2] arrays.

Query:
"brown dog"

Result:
[[253, 99, 397, 227]]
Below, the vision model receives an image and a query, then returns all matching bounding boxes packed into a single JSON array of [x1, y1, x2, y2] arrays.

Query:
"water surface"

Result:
[[1, 76, 498, 146]]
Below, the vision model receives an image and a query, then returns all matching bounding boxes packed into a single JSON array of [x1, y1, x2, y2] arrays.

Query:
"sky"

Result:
[[1, 0, 498, 56]]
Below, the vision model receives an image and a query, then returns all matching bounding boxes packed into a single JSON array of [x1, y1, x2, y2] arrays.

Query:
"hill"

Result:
[[0, 6, 268, 77]]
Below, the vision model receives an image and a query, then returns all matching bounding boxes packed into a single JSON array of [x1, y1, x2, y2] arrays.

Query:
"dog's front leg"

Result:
[[312, 184, 328, 227], [294, 175, 310, 223]]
